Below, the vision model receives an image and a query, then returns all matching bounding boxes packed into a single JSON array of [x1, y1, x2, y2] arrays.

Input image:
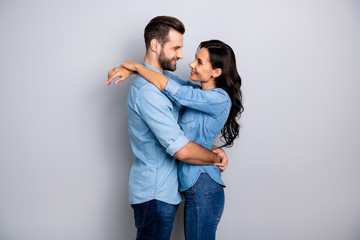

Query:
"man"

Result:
[[106, 16, 228, 239]]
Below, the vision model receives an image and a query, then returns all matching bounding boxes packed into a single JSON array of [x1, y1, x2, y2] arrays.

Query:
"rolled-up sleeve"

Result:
[[163, 78, 181, 97], [136, 84, 189, 156]]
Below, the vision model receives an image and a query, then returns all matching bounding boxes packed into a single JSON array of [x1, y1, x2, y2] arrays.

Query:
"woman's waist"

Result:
[[178, 164, 225, 191]]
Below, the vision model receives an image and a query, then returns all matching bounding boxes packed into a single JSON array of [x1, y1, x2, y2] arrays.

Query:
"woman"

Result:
[[120, 40, 243, 239]]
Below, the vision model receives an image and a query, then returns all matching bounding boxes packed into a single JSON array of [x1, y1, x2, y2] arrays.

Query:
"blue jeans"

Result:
[[183, 173, 225, 240], [131, 200, 178, 240]]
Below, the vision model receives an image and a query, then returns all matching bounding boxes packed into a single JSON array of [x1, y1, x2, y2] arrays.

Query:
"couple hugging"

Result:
[[106, 16, 243, 240]]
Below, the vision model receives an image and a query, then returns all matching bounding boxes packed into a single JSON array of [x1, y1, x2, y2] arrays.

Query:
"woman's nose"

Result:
[[189, 61, 195, 68]]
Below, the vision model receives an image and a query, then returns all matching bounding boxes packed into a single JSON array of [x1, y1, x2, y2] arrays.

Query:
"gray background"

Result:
[[1, 0, 359, 239]]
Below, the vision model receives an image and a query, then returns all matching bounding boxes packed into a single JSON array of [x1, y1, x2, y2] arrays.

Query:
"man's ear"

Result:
[[213, 68, 223, 78], [150, 39, 161, 52]]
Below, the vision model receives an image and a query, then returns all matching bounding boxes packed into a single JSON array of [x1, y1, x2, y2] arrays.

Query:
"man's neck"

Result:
[[144, 55, 164, 73]]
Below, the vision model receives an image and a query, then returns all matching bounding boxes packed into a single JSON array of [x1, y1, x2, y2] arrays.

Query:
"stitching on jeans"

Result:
[[193, 180, 213, 187], [205, 187, 224, 218], [191, 187, 200, 207]]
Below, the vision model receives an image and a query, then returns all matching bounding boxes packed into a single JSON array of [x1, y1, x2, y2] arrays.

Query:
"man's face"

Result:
[[158, 29, 184, 71]]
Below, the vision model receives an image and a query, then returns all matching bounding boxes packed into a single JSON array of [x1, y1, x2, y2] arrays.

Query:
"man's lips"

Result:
[[172, 58, 179, 65]]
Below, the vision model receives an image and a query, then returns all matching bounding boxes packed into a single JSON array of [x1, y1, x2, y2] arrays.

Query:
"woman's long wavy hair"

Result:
[[199, 40, 244, 147]]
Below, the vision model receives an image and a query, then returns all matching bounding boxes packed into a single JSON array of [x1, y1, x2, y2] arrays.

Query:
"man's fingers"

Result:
[[214, 163, 225, 172], [214, 162, 225, 168], [214, 160, 227, 172]]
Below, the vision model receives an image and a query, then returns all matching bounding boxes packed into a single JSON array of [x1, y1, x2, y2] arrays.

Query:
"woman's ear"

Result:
[[150, 39, 161, 52], [213, 68, 223, 78]]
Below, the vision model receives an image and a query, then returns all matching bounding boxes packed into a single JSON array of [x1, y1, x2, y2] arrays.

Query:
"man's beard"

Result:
[[159, 49, 177, 71]]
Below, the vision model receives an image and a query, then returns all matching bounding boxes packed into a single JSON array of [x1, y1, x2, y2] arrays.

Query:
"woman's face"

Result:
[[189, 48, 216, 82]]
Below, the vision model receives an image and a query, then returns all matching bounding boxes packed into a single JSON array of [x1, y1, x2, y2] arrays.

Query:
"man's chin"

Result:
[[160, 61, 177, 71], [167, 65, 177, 71]]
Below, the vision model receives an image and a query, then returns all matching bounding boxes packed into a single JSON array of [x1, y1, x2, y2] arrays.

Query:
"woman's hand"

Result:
[[121, 61, 140, 72], [106, 66, 134, 85]]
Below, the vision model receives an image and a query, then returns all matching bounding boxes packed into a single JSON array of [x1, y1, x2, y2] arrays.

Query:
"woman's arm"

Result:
[[121, 62, 229, 117], [106, 66, 134, 85], [164, 81, 230, 117], [121, 61, 168, 91]]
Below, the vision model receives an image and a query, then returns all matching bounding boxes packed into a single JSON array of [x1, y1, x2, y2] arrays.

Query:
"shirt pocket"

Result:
[[180, 108, 196, 124]]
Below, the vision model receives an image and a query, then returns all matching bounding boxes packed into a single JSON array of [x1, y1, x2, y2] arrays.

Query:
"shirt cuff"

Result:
[[166, 134, 189, 156], [164, 78, 181, 98]]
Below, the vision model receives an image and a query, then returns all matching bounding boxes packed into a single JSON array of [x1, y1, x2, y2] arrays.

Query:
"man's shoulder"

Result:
[[130, 75, 171, 105]]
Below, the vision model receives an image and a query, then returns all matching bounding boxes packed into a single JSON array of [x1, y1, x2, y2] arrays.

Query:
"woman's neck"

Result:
[[201, 79, 216, 90]]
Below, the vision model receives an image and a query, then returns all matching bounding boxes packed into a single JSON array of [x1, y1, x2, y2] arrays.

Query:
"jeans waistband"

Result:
[[194, 172, 213, 185]]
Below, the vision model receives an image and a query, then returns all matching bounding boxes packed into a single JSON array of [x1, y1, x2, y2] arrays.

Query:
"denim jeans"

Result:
[[183, 173, 225, 240], [131, 199, 178, 240]]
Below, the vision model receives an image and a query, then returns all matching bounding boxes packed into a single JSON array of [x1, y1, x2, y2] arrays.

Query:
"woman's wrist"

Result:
[[134, 63, 142, 72]]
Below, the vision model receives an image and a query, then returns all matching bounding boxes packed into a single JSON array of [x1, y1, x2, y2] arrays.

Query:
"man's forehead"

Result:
[[166, 29, 183, 47]]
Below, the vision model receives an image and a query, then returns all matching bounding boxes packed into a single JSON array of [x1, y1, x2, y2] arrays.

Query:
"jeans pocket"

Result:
[[205, 187, 225, 218], [131, 201, 150, 228]]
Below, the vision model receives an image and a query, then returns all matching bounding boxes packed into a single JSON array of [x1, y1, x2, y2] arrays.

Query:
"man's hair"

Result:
[[144, 16, 185, 49]]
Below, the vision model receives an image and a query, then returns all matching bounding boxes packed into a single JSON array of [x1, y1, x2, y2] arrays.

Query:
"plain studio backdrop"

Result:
[[0, 0, 359, 239]]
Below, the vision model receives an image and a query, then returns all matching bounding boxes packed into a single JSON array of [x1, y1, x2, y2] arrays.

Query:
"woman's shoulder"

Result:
[[211, 88, 231, 101]]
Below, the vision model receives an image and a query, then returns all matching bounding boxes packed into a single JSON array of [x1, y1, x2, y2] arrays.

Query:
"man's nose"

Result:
[[177, 50, 183, 59]]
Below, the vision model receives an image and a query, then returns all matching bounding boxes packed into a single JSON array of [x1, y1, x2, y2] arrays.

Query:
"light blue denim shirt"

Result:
[[163, 73, 231, 191], [127, 63, 189, 205]]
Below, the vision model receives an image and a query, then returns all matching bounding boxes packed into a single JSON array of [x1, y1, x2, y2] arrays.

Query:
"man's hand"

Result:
[[213, 147, 228, 172], [106, 66, 134, 85]]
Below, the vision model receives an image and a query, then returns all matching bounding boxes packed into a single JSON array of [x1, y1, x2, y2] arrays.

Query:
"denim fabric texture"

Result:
[[183, 173, 225, 240], [127, 63, 190, 205], [163, 74, 231, 191], [131, 200, 178, 240]]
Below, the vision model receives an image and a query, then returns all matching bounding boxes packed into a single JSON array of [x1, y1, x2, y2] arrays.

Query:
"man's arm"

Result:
[[112, 66, 224, 166], [136, 85, 220, 166], [174, 142, 221, 165]]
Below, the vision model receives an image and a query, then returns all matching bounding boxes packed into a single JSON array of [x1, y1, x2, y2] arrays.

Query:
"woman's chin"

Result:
[[190, 76, 200, 82]]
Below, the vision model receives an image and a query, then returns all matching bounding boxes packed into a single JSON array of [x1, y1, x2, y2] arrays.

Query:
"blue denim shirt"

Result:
[[127, 63, 189, 205], [163, 73, 231, 191]]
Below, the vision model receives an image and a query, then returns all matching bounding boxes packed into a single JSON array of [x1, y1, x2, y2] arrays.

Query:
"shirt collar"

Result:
[[143, 62, 163, 75]]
